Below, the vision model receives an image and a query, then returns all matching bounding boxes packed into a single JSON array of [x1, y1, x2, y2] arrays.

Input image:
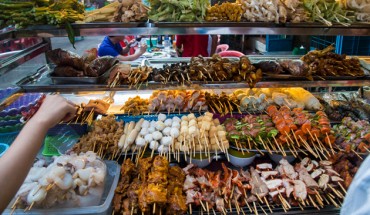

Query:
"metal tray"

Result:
[[48, 64, 115, 85]]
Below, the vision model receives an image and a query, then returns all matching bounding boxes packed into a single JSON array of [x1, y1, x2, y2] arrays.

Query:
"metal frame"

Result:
[[0, 22, 369, 38]]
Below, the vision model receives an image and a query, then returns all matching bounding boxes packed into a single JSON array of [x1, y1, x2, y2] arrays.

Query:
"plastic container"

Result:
[[116, 113, 199, 123], [266, 35, 293, 52], [0, 93, 42, 117], [4, 160, 120, 215], [0, 143, 9, 157], [0, 131, 20, 144]]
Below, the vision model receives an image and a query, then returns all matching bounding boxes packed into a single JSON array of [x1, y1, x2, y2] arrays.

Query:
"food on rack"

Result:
[[339, 0, 370, 21], [148, 0, 209, 22], [238, 0, 282, 23], [120, 96, 149, 115], [111, 0, 150, 22], [0, 0, 84, 28], [151, 62, 191, 84], [303, 0, 355, 26], [330, 151, 363, 189], [190, 55, 262, 88], [234, 88, 322, 111], [279, 59, 313, 80], [46, 49, 118, 78], [81, 99, 110, 115], [84, 2, 120, 22], [205, 92, 240, 115], [175, 112, 229, 158], [301, 45, 364, 77], [71, 115, 124, 159], [82, 48, 98, 64], [12, 152, 106, 210], [108, 64, 152, 88], [238, 0, 309, 23], [148, 90, 208, 113], [224, 114, 278, 150], [113, 156, 187, 214], [333, 117, 370, 153], [254, 61, 284, 74], [205, 1, 243, 21], [317, 95, 370, 121], [183, 157, 345, 214]]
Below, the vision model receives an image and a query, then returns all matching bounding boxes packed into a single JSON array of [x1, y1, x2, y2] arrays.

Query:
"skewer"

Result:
[[212, 208, 217, 215], [272, 136, 285, 156], [235, 202, 240, 214], [298, 203, 304, 211], [11, 196, 20, 209], [252, 140, 265, 156], [259, 136, 271, 154], [351, 149, 363, 160], [277, 195, 287, 212], [244, 199, 253, 213], [267, 138, 277, 151], [189, 204, 192, 214], [206, 201, 210, 215], [326, 194, 340, 208], [153, 203, 156, 214], [200, 200, 207, 211], [28, 202, 35, 211], [325, 133, 335, 155], [258, 203, 267, 215], [309, 195, 320, 210], [263, 196, 272, 213], [253, 202, 258, 215], [338, 183, 347, 195], [314, 134, 331, 157], [328, 184, 344, 199]]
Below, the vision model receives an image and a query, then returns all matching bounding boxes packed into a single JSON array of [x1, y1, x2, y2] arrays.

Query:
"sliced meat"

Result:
[[183, 175, 197, 190], [293, 180, 307, 201], [250, 167, 269, 198], [326, 168, 341, 177], [312, 160, 319, 168], [301, 157, 311, 167], [240, 169, 251, 182], [261, 171, 278, 179], [269, 188, 286, 198], [311, 169, 324, 179], [282, 179, 294, 198], [257, 163, 273, 170], [331, 176, 344, 182], [306, 163, 314, 172], [183, 164, 195, 175], [319, 174, 330, 190], [298, 168, 319, 189], [197, 176, 211, 188], [265, 179, 283, 190], [320, 160, 332, 167], [215, 197, 225, 213], [279, 159, 298, 180]]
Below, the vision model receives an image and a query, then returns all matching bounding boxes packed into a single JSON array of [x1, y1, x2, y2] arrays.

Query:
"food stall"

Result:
[[0, 0, 370, 214]]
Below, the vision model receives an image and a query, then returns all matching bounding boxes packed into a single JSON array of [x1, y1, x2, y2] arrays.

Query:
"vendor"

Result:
[[98, 36, 147, 61], [176, 35, 217, 57]]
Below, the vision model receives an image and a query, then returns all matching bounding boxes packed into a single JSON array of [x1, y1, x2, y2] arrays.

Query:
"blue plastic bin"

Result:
[[266, 35, 293, 52], [310, 36, 370, 55]]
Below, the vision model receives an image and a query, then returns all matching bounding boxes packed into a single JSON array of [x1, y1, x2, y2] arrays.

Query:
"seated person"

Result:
[[98, 36, 147, 61]]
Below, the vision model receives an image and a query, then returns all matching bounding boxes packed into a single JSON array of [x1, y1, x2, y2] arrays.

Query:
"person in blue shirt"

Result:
[[98, 36, 147, 61]]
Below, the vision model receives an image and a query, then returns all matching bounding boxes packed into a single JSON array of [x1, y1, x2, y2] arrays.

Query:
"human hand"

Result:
[[127, 39, 136, 47], [31, 95, 77, 128], [138, 44, 147, 54]]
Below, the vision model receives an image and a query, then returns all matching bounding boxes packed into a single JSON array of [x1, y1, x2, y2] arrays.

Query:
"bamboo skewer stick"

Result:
[[253, 202, 258, 215], [338, 183, 347, 195], [263, 196, 272, 213], [351, 149, 363, 160]]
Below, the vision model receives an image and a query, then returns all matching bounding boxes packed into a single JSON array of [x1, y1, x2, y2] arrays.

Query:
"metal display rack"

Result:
[[0, 21, 368, 214]]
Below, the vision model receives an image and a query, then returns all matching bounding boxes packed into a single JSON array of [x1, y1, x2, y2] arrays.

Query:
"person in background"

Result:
[[0, 95, 77, 212], [176, 35, 217, 57], [341, 155, 370, 215], [119, 35, 138, 56], [98, 36, 147, 61]]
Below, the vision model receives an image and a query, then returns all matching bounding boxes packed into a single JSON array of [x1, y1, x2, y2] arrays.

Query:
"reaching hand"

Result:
[[127, 39, 136, 47], [139, 44, 147, 54], [31, 95, 77, 128]]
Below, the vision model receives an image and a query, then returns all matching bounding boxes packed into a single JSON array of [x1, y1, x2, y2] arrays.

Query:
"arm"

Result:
[[175, 35, 184, 57], [210, 35, 218, 56], [116, 44, 147, 61], [0, 95, 76, 212]]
